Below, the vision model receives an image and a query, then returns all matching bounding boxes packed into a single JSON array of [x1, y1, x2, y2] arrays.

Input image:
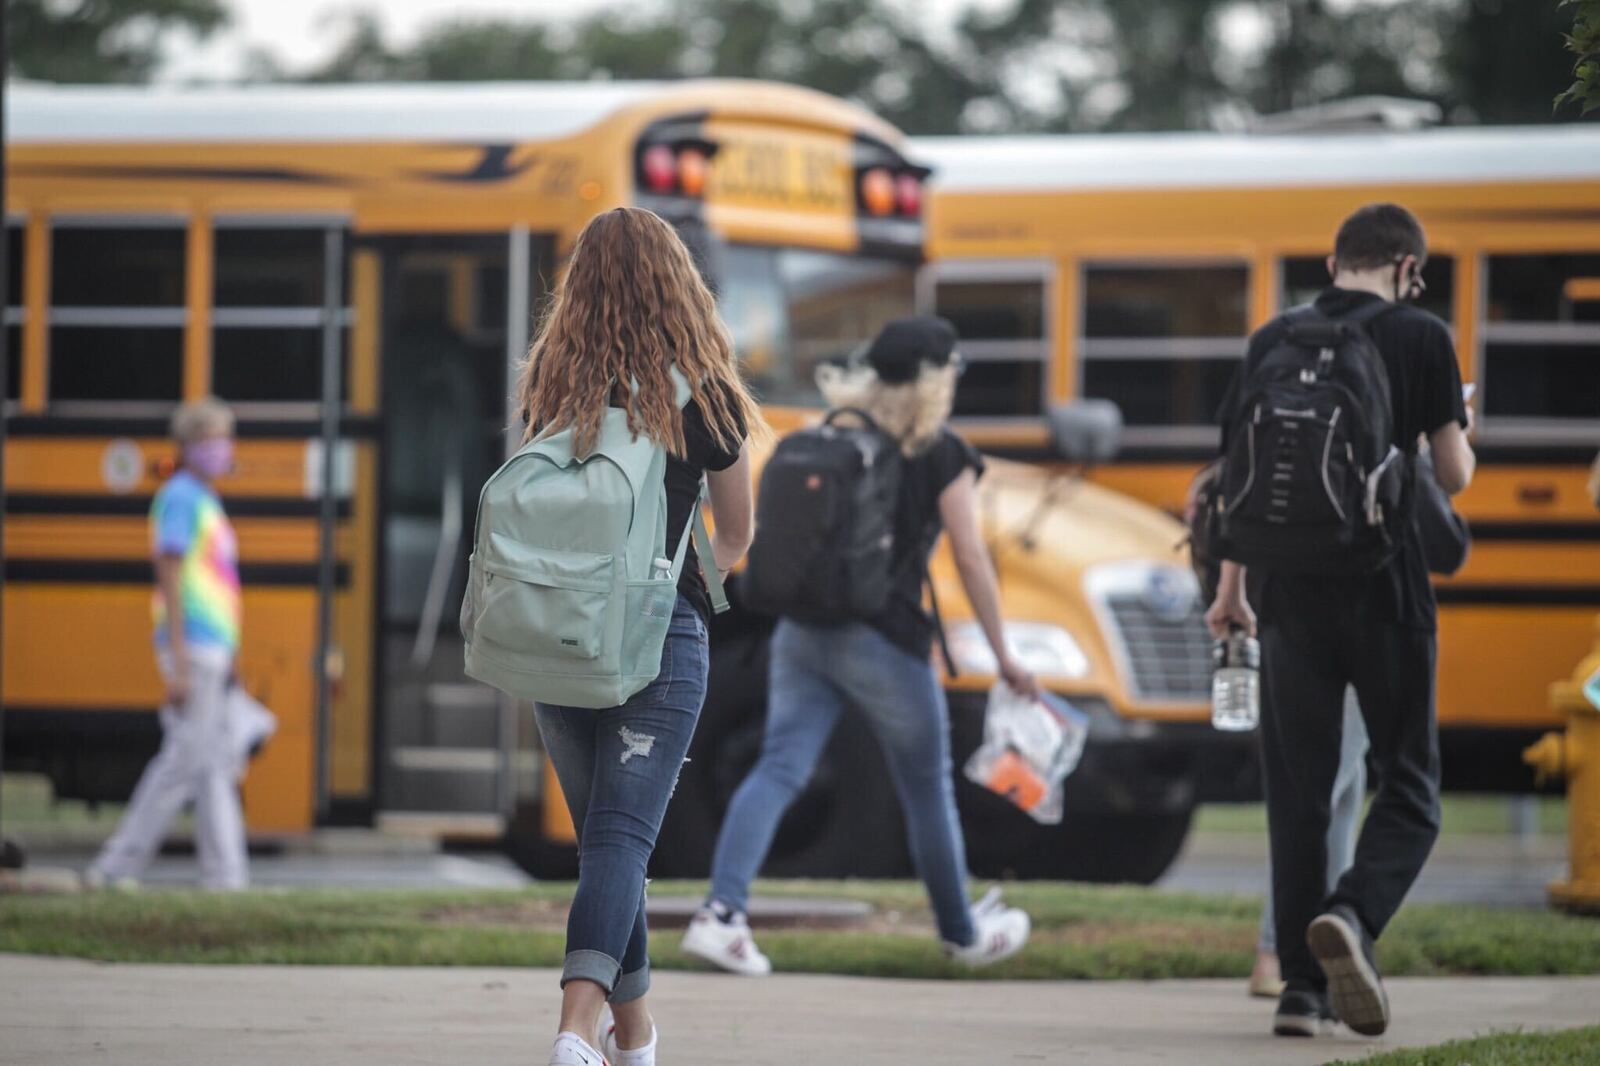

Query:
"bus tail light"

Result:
[[860, 167, 896, 216], [678, 147, 709, 197]]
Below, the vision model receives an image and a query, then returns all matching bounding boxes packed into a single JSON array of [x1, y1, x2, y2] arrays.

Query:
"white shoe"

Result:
[[946, 887, 1030, 968], [81, 867, 139, 893], [600, 1008, 656, 1066], [548, 1030, 608, 1066], [680, 905, 773, 976]]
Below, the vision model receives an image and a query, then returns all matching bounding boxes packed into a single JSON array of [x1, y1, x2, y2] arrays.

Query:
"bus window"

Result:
[[1282, 255, 1456, 325], [5, 222, 21, 402], [1483, 253, 1600, 426], [212, 224, 351, 404], [49, 222, 185, 402], [718, 244, 914, 407], [1080, 263, 1247, 430], [933, 277, 1048, 418]]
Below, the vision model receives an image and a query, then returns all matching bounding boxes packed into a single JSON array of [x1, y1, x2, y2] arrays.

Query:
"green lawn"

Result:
[[1331, 1026, 1600, 1065], [1193, 795, 1568, 837], [3, 880, 1598, 982]]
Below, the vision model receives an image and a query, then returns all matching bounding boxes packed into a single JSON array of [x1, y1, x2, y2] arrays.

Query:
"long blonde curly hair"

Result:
[[815, 362, 957, 457], [515, 207, 764, 457]]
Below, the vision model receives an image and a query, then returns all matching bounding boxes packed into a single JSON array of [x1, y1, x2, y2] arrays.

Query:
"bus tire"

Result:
[[960, 799, 1194, 885], [651, 622, 911, 880]]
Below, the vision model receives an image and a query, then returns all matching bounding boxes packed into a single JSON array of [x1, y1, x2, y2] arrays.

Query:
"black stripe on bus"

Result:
[[5, 559, 350, 587], [1436, 584, 1600, 607], [1469, 521, 1600, 542], [12, 162, 353, 186], [5, 494, 351, 519], [5, 414, 382, 439]]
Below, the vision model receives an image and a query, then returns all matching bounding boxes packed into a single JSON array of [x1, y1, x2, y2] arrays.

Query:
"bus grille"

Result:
[[1104, 594, 1213, 702]]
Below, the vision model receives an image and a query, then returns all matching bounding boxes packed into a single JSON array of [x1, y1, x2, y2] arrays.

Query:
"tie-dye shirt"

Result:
[[150, 470, 241, 651]]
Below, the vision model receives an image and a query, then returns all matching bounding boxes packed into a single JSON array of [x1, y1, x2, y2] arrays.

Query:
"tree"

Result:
[[1556, 0, 1600, 114], [8, 0, 228, 83]]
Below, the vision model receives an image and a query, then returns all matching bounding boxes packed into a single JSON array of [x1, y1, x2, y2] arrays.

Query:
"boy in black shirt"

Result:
[[1206, 204, 1475, 1038]]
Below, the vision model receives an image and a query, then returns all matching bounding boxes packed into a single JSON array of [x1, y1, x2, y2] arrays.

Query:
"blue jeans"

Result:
[[708, 619, 977, 947], [1259, 687, 1370, 953], [535, 596, 708, 1003]]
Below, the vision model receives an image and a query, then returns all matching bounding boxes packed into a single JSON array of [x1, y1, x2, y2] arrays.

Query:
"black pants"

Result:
[[1258, 577, 1442, 991]]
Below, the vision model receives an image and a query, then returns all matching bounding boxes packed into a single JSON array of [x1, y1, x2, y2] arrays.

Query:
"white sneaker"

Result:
[[81, 867, 140, 893], [680, 905, 772, 976], [946, 887, 1030, 968], [600, 1008, 656, 1066], [548, 1031, 608, 1066]]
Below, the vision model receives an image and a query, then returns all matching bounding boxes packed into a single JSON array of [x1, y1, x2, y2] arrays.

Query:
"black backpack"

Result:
[[1211, 301, 1411, 575], [743, 409, 903, 623]]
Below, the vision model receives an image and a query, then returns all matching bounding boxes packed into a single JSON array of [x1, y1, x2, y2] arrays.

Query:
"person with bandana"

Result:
[[86, 397, 252, 891]]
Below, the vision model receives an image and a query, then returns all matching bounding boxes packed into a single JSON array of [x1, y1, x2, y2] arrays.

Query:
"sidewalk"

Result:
[[3, 955, 1595, 1065]]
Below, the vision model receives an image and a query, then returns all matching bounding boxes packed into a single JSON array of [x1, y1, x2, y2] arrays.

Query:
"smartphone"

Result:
[[1463, 382, 1477, 403]]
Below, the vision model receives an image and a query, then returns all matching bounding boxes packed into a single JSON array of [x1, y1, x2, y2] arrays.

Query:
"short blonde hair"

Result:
[[170, 397, 235, 445], [814, 361, 957, 457]]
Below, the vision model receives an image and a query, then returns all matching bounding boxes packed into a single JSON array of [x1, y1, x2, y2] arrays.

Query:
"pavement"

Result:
[[2, 954, 1597, 1065]]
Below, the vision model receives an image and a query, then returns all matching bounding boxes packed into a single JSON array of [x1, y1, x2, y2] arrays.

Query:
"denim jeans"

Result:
[[535, 596, 708, 1003], [708, 619, 977, 946], [1259, 687, 1369, 953]]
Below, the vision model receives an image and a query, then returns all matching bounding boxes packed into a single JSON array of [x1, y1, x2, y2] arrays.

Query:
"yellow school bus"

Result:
[[914, 124, 1600, 797], [3, 80, 1248, 885]]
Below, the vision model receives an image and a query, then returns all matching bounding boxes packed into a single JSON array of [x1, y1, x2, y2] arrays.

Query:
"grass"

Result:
[[1329, 1026, 1600, 1065], [3, 880, 1599, 982], [1193, 796, 1568, 837]]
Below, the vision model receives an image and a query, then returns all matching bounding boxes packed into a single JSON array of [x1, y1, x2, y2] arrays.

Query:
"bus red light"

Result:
[[861, 167, 895, 216], [895, 172, 921, 216], [679, 147, 709, 197], [642, 144, 677, 193]]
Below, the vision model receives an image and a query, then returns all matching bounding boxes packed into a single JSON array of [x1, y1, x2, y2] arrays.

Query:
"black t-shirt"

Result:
[[1221, 286, 1468, 630], [869, 428, 986, 656], [666, 398, 745, 625]]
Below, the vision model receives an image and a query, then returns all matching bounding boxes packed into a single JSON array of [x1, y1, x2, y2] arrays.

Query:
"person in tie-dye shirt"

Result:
[[88, 398, 259, 891]]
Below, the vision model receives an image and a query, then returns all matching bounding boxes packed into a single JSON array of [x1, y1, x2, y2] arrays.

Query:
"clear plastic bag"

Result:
[[962, 683, 1090, 825]]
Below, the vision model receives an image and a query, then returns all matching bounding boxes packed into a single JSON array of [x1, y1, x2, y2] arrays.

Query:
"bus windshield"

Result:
[[715, 244, 916, 407]]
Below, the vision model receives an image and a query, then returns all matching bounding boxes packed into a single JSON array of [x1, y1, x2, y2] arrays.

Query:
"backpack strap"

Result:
[[664, 477, 729, 615], [1337, 297, 1399, 329]]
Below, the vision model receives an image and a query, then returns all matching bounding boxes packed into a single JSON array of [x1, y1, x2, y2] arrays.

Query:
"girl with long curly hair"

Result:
[[519, 207, 763, 1066]]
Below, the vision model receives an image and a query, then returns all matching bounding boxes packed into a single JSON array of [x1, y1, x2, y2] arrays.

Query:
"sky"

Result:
[[158, 0, 1014, 82]]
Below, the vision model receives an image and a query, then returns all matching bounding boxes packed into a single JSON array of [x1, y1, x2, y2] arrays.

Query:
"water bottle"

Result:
[[1211, 626, 1260, 732]]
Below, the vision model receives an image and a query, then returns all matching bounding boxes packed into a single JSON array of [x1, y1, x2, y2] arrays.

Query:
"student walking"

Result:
[[683, 315, 1037, 976], [86, 399, 251, 891], [1206, 204, 1476, 1038], [501, 208, 761, 1066]]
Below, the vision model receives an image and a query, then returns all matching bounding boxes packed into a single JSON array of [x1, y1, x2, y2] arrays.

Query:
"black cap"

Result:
[[863, 315, 958, 384]]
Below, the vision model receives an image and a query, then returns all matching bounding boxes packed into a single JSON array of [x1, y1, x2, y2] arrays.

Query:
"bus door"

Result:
[[370, 231, 551, 835]]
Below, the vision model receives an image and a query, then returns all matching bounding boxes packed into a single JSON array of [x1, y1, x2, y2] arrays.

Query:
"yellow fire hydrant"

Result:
[[1523, 616, 1600, 914]]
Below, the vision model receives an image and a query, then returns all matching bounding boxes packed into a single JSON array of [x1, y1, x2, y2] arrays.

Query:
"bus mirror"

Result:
[[1047, 400, 1122, 464]]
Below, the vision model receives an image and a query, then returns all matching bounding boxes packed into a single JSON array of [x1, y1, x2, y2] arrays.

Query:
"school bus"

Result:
[[4, 79, 1228, 883], [912, 123, 1600, 804]]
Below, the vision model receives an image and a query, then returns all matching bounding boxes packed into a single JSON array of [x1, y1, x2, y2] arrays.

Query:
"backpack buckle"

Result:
[[1316, 346, 1336, 376]]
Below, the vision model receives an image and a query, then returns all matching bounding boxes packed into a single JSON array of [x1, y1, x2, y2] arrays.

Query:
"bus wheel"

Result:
[[959, 796, 1194, 885], [651, 625, 911, 880]]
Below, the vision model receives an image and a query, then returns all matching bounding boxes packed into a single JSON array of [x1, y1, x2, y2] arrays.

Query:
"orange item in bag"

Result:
[[986, 750, 1049, 812]]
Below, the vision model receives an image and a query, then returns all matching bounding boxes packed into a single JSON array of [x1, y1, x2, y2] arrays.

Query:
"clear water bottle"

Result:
[[1211, 626, 1260, 732]]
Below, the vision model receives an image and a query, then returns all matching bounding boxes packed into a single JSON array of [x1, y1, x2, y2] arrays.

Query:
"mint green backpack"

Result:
[[461, 370, 728, 708]]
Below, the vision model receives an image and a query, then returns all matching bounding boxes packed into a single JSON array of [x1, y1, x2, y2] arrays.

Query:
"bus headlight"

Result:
[[945, 621, 1091, 680]]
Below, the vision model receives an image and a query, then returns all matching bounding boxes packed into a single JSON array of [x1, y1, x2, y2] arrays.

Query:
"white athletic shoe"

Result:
[[548, 1030, 608, 1066], [600, 1009, 657, 1066], [81, 867, 140, 893], [946, 887, 1030, 968], [680, 905, 773, 976]]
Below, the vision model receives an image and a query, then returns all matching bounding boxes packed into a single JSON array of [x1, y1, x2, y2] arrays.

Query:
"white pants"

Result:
[[91, 646, 249, 890]]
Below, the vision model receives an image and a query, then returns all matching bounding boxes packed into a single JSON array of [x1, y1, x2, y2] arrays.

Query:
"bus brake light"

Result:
[[895, 172, 922, 216], [679, 147, 709, 197], [642, 144, 677, 193]]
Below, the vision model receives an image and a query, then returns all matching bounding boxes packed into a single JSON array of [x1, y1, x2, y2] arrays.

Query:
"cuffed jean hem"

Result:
[[609, 964, 650, 1004], [560, 949, 620, 994]]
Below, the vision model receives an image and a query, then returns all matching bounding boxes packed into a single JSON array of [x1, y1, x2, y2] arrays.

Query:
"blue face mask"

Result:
[[186, 437, 234, 479]]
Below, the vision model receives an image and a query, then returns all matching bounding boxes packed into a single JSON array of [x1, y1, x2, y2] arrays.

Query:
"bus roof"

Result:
[[912, 126, 1600, 192], [5, 80, 901, 146]]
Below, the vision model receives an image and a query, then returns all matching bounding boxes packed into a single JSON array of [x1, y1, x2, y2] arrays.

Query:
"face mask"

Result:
[[186, 438, 234, 479]]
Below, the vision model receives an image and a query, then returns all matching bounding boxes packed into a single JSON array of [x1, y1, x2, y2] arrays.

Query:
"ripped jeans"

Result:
[[535, 595, 708, 1003]]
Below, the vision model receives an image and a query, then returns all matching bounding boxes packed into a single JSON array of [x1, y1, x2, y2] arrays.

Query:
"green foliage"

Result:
[[3, 880, 1599, 982], [1557, 0, 1600, 114], [1329, 1026, 1600, 1066], [8, 0, 228, 83]]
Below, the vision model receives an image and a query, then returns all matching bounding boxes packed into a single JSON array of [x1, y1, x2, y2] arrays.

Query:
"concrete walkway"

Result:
[[3, 955, 1597, 1065]]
